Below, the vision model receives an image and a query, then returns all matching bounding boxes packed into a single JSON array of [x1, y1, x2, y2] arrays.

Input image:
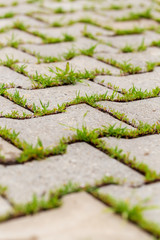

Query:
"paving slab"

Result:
[[98, 182, 160, 225], [0, 197, 13, 216], [0, 142, 144, 203], [0, 104, 133, 147], [0, 192, 152, 240], [0, 95, 32, 116], [29, 23, 114, 39], [14, 15, 48, 28], [0, 29, 42, 45], [20, 37, 118, 58], [0, 0, 26, 5], [101, 135, 160, 173], [43, 1, 98, 11], [0, 0, 159, 237], [17, 55, 120, 76], [0, 137, 21, 162], [110, 19, 159, 30], [95, 47, 160, 71], [0, 4, 43, 15], [94, 67, 160, 91], [32, 10, 111, 26], [97, 97, 160, 125], [0, 19, 13, 29], [0, 47, 37, 63], [7, 80, 116, 109], [98, 31, 160, 49], [0, 66, 32, 88]]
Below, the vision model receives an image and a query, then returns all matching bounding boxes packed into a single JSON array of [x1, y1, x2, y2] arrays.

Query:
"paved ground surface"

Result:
[[0, 0, 160, 239]]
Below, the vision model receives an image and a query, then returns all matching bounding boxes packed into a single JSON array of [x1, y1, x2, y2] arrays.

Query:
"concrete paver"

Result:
[[0, 143, 144, 203], [94, 67, 160, 91], [0, 104, 132, 147], [98, 183, 160, 225], [102, 135, 160, 173], [0, 0, 160, 239], [0, 192, 152, 240], [98, 98, 160, 125]]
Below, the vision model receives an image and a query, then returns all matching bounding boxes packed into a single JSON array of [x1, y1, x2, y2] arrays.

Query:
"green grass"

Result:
[[100, 58, 142, 75], [42, 56, 61, 63], [80, 45, 97, 57], [115, 85, 159, 101], [79, 17, 99, 26], [31, 31, 75, 43], [146, 62, 156, 72], [151, 40, 160, 47], [82, 25, 97, 40], [54, 7, 66, 14], [0, 12, 15, 19], [93, 192, 160, 238], [116, 8, 152, 21], [49, 62, 81, 85], [13, 64, 27, 74], [51, 21, 63, 27], [0, 185, 7, 196], [7, 90, 27, 107], [13, 20, 28, 31], [63, 48, 78, 60], [63, 33, 75, 42], [1, 56, 18, 68], [121, 44, 134, 53], [137, 38, 147, 52], [108, 4, 123, 10], [7, 34, 21, 48], [115, 27, 144, 35]]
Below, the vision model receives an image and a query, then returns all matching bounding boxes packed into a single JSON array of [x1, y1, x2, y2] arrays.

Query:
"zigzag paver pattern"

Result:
[[0, 0, 159, 239]]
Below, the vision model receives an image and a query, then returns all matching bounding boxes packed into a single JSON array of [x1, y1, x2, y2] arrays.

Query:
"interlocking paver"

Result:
[[0, 0, 160, 239], [110, 19, 159, 30], [0, 104, 133, 147], [0, 47, 37, 63], [0, 197, 13, 216], [0, 143, 144, 203], [0, 4, 43, 15], [0, 96, 31, 116], [94, 67, 160, 91], [7, 80, 115, 109], [0, 29, 42, 44], [95, 47, 160, 71], [0, 19, 13, 29], [0, 137, 21, 162], [0, 192, 152, 240], [101, 135, 160, 173], [97, 98, 160, 125], [29, 23, 114, 39], [98, 31, 160, 49], [98, 183, 160, 225], [20, 37, 118, 58], [17, 55, 120, 76], [14, 15, 48, 28], [0, 66, 32, 88]]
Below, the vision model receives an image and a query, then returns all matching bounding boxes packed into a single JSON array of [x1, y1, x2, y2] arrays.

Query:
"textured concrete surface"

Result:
[[7, 80, 115, 109], [0, 104, 132, 147], [0, 66, 32, 89], [98, 183, 160, 225], [102, 135, 160, 173], [98, 98, 160, 125], [95, 67, 160, 91], [0, 192, 152, 240], [0, 137, 21, 162], [0, 0, 160, 239], [0, 142, 144, 203]]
